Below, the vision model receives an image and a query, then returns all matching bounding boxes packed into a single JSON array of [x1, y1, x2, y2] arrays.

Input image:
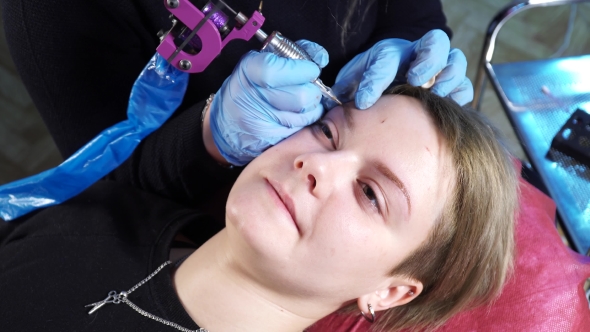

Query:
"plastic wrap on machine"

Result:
[[0, 53, 189, 221]]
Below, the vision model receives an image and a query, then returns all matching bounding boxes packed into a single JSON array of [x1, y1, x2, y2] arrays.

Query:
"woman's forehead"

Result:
[[327, 94, 454, 217], [326, 95, 432, 138]]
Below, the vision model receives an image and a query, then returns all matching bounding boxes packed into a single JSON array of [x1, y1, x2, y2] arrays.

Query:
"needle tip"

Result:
[[331, 95, 342, 106]]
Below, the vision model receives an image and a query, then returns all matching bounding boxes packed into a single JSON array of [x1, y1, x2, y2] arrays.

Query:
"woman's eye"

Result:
[[315, 121, 336, 149], [360, 182, 380, 212], [320, 122, 333, 140]]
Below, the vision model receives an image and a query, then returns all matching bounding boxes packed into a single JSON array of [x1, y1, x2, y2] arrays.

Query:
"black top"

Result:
[[0, 95, 229, 331], [0, 180, 220, 331]]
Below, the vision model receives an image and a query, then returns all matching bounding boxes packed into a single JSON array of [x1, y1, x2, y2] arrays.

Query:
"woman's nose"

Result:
[[294, 152, 357, 198], [294, 155, 322, 195]]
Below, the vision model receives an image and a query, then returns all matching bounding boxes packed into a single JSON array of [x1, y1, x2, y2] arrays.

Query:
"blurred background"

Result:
[[0, 0, 590, 185]]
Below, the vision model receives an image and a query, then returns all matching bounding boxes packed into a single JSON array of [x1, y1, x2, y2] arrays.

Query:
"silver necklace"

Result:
[[85, 261, 208, 332]]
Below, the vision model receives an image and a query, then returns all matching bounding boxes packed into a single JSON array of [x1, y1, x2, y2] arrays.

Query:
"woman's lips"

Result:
[[266, 179, 300, 234]]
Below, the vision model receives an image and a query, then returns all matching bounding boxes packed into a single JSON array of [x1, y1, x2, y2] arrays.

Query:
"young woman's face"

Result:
[[225, 94, 454, 306]]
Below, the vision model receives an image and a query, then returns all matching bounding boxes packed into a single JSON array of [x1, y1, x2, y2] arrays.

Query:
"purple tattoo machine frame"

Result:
[[157, 0, 265, 73]]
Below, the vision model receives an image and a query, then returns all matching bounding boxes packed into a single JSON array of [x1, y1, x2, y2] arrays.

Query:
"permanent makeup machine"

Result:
[[156, 0, 341, 105]]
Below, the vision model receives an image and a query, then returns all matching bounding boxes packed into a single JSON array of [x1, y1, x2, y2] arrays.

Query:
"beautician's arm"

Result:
[[107, 53, 326, 205], [105, 99, 240, 207], [106, 42, 327, 205]]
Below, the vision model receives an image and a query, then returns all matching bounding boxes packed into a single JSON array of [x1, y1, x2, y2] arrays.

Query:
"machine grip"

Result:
[[156, 0, 265, 73]]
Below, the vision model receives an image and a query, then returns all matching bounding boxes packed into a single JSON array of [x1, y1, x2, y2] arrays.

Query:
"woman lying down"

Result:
[[0, 84, 518, 332]]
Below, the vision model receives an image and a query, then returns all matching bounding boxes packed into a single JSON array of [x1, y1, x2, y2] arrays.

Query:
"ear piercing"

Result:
[[360, 303, 376, 323], [361, 290, 415, 323]]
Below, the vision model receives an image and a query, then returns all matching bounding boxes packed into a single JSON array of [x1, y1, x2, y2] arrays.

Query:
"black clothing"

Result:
[[1, 0, 451, 161], [0, 94, 232, 330], [100, 99, 242, 207], [0, 181, 218, 331]]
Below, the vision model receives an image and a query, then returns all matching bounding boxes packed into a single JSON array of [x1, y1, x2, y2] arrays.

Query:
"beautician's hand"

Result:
[[209, 40, 328, 166], [327, 29, 473, 109]]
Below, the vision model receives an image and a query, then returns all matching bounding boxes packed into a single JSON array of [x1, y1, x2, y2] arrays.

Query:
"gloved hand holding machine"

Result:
[[159, 0, 341, 104], [0, 0, 472, 220]]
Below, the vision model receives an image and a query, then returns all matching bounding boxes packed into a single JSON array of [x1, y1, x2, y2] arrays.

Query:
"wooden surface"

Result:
[[1, 1, 590, 185]]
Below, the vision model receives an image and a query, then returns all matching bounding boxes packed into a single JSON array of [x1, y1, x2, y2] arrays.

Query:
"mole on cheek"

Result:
[[380, 119, 386, 124]]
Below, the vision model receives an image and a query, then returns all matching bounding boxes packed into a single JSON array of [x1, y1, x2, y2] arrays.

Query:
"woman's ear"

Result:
[[357, 277, 423, 313]]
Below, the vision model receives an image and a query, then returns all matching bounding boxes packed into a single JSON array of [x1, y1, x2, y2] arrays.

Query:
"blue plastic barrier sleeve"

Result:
[[0, 53, 189, 221]]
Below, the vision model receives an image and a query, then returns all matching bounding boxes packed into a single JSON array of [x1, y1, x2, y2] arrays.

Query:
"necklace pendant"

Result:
[[82, 262, 194, 331], [85, 290, 125, 315]]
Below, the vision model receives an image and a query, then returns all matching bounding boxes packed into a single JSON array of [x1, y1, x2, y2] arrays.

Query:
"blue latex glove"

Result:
[[327, 29, 473, 110], [0, 53, 188, 221], [210, 40, 329, 166]]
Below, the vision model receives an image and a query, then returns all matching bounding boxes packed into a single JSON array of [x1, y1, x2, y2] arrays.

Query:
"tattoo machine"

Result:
[[156, 0, 342, 105]]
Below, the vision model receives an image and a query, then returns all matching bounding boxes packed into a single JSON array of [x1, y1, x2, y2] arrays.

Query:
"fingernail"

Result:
[[356, 92, 372, 109]]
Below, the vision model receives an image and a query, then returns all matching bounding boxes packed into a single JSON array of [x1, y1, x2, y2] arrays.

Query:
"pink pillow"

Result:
[[308, 175, 590, 331]]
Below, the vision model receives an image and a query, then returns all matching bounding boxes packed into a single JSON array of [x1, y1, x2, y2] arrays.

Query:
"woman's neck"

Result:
[[173, 230, 322, 332]]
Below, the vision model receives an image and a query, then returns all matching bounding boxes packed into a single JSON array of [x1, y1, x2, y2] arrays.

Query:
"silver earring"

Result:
[[360, 303, 376, 323], [408, 290, 415, 296]]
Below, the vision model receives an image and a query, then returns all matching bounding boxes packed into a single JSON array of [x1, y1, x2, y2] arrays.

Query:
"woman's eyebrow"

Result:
[[373, 160, 412, 216], [341, 103, 356, 131], [339, 103, 411, 216]]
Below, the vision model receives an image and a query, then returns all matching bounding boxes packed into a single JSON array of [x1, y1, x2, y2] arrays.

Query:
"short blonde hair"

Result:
[[343, 85, 519, 331]]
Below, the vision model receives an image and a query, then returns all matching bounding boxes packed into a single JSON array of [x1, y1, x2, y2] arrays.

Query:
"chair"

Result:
[[472, 0, 590, 255]]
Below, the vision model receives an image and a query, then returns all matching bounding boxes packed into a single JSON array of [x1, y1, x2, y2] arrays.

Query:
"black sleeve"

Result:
[[105, 100, 241, 206], [364, 0, 452, 49], [0, 0, 169, 159]]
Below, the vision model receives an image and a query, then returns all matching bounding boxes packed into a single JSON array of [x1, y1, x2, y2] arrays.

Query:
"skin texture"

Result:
[[178, 95, 455, 332]]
